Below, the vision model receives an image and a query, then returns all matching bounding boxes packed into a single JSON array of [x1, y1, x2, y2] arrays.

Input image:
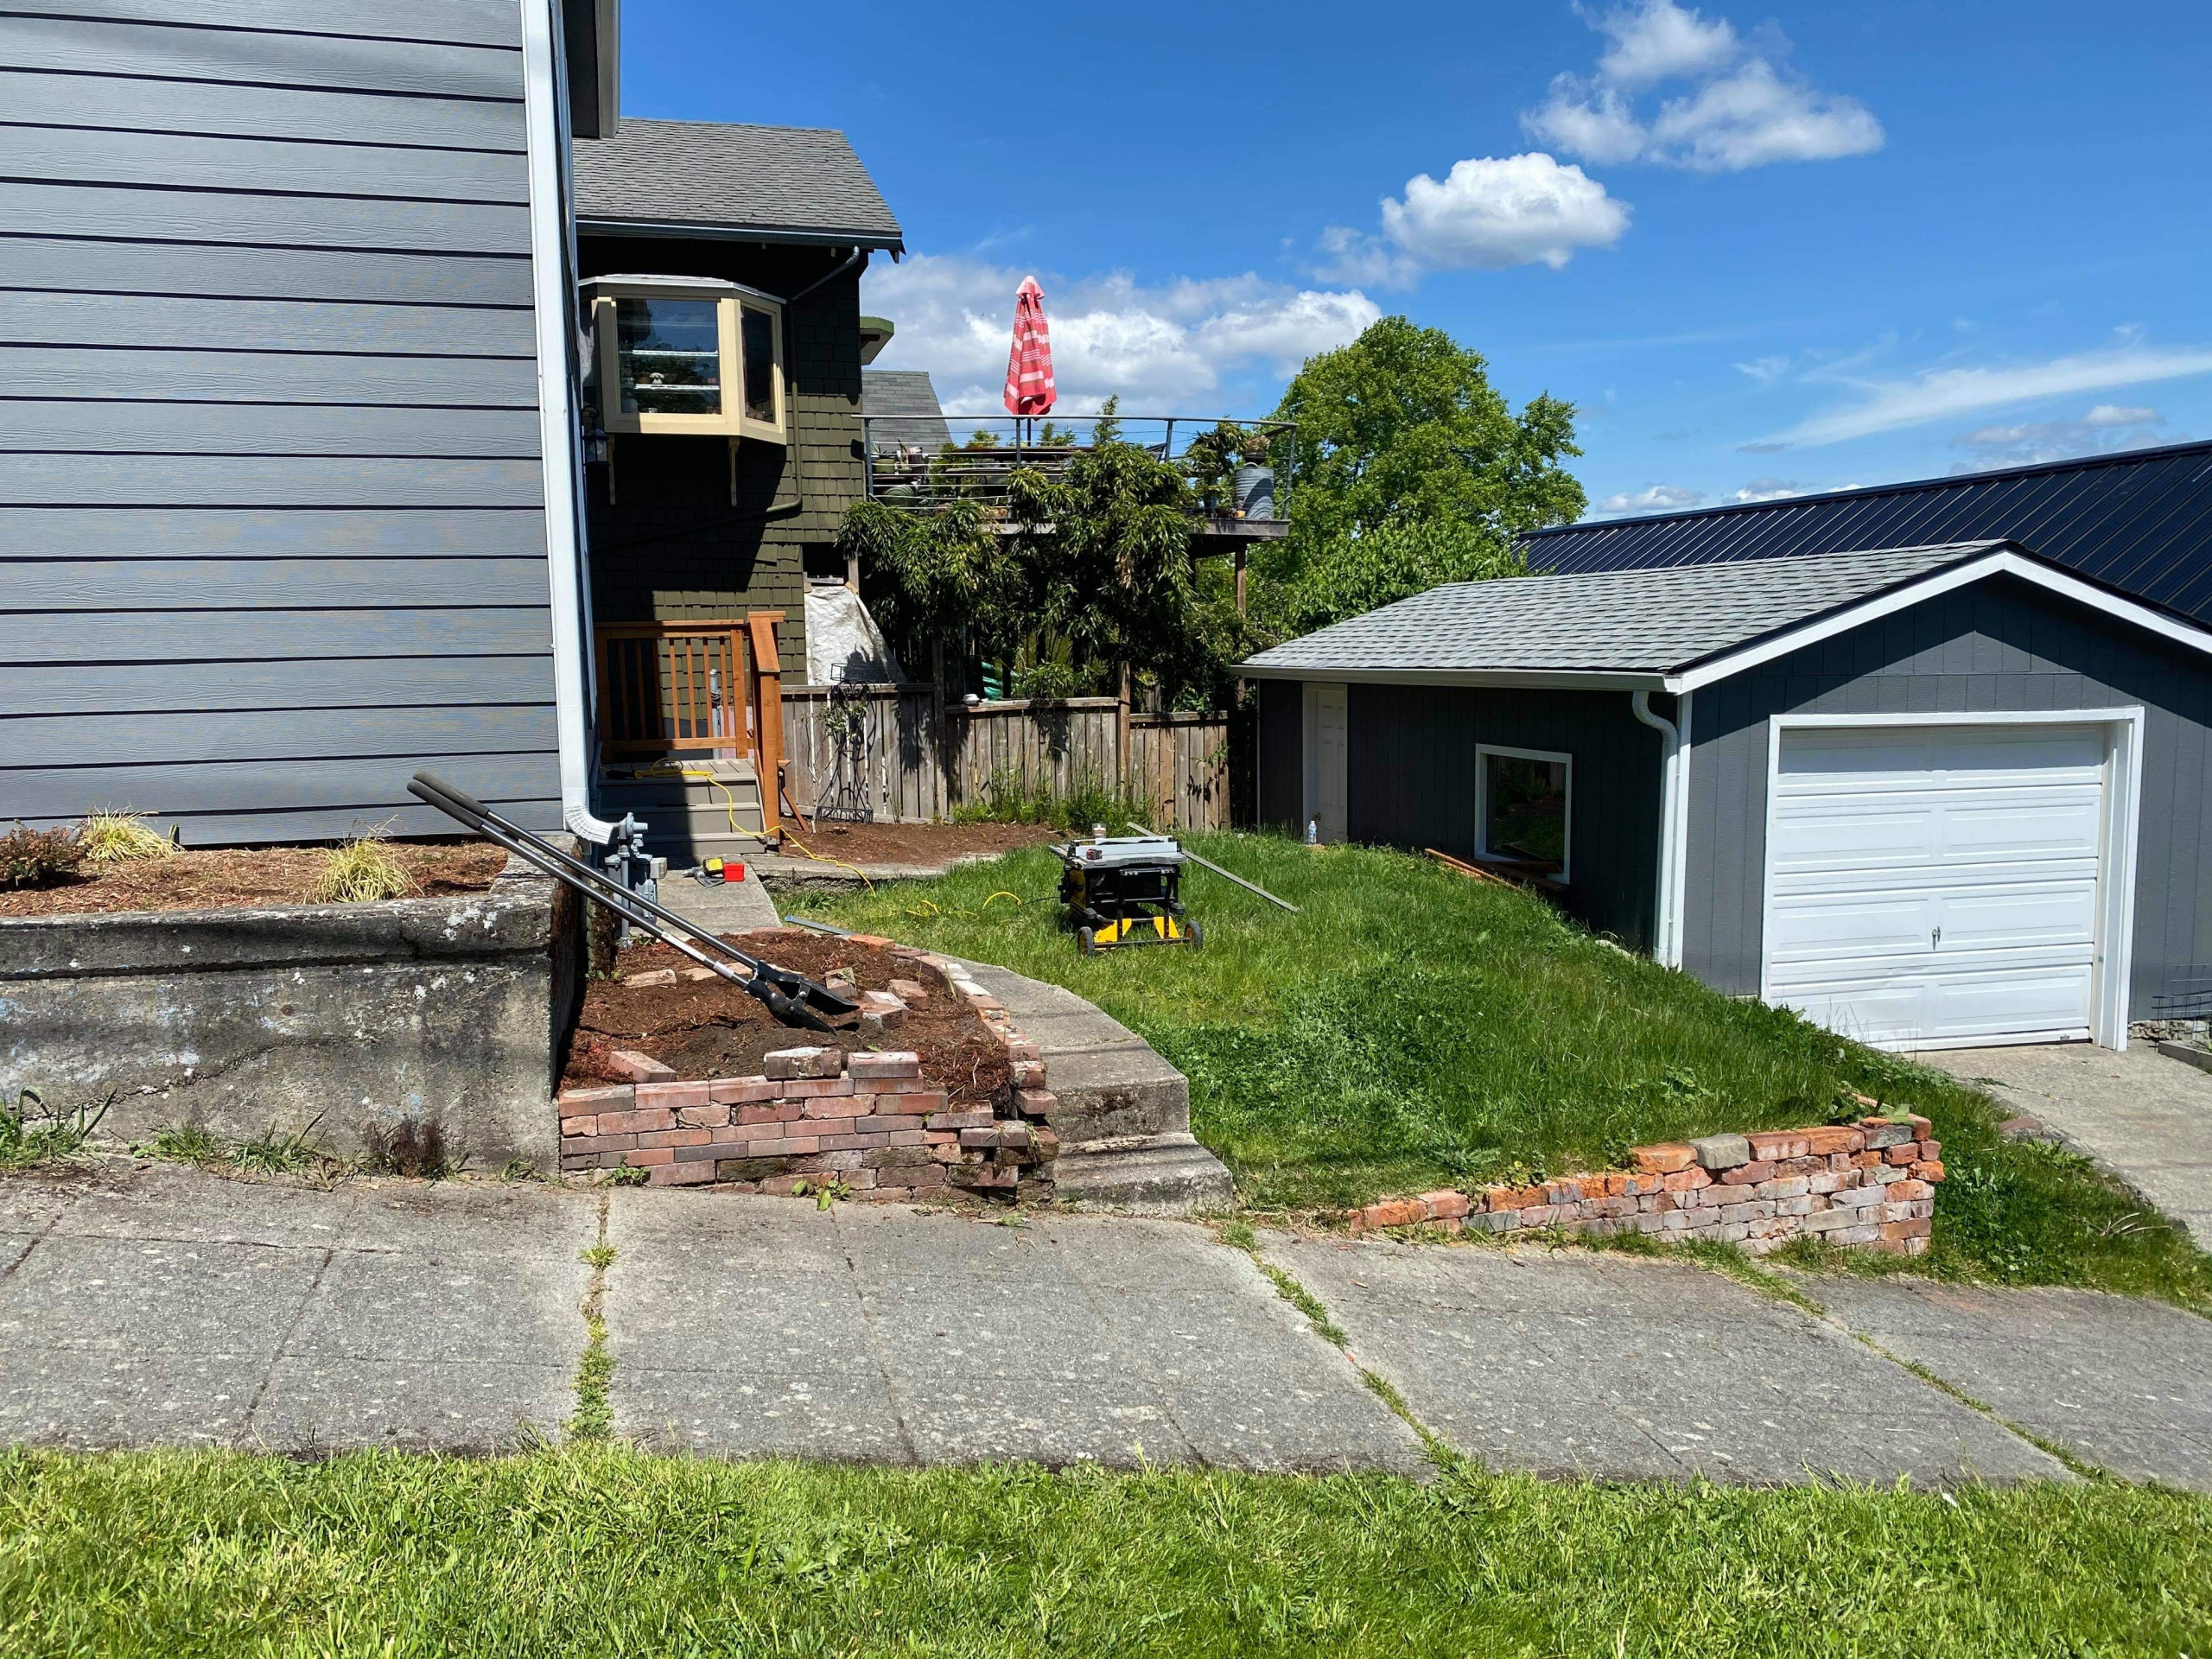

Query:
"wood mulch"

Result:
[[776, 819, 1061, 868], [0, 841, 509, 918], [563, 928, 1010, 1108]]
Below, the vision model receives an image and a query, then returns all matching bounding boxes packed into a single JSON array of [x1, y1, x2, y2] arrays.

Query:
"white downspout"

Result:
[[1631, 690, 1681, 967], [518, 0, 619, 844]]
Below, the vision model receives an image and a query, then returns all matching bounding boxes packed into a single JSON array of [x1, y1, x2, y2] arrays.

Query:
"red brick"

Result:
[[735, 1103, 783, 1126], [625, 1147, 673, 1166], [926, 1109, 995, 1131], [856, 1115, 927, 1135], [763, 1046, 843, 1080], [1421, 1189, 1472, 1219], [648, 1161, 715, 1185], [1885, 1143, 1920, 1166], [1630, 1142, 1698, 1174], [1003, 1039, 1041, 1064], [848, 933, 894, 949], [1015, 1088, 1058, 1119], [1882, 1216, 1932, 1241], [709, 1077, 779, 1104], [888, 977, 931, 1004], [560, 1116, 598, 1139], [802, 1096, 872, 1119], [873, 1090, 948, 1116], [1802, 1124, 1866, 1156], [1543, 1179, 1586, 1205], [668, 1128, 714, 1147], [1861, 1120, 1916, 1149], [1854, 1149, 1884, 1167], [1363, 1199, 1423, 1228], [636, 1079, 712, 1111], [1011, 1059, 1047, 1089], [604, 1050, 675, 1084], [1719, 1160, 1777, 1185], [1905, 1114, 1934, 1135], [1917, 1140, 1942, 1163], [1661, 1166, 1713, 1192], [676, 1103, 729, 1128], [781, 1077, 855, 1099], [1912, 1160, 1945, 1183], [849, 1050, 923, 1081], [1746, 1131, 1810, 1162], [557, 1084, 633, 1113], [1887, 1178, 1932, 1202], [597, 1108, 676, 1135]]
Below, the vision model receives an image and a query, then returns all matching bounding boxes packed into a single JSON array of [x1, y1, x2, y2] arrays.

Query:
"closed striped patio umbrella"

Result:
[[1001, 276, 1056, 417]]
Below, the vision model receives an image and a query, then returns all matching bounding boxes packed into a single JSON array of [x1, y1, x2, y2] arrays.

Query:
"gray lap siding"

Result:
[[0, 7, 562, 844], [1342, 684, 1666, 950], [1683, 573, 2212, 1018]]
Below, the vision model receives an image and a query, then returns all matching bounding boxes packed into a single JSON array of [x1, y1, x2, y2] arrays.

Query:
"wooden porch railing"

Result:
[[594, 614, 786, 828]]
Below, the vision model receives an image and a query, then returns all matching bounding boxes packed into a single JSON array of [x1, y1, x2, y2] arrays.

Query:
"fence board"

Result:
[[781, 689, 1230, 831]]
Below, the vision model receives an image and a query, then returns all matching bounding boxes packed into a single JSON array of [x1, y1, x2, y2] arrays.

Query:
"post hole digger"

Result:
[[407, 773, 855, 1033]]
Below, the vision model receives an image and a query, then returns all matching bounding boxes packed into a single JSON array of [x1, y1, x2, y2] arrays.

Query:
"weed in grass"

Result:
[[6, 1444, 2209, 1656], [0, 822, 83, 890], [0, 1089, 107, 1170], [132, 1123, 222, 1166], [569, 1205, 615, 1442], [816, 835, 2212, 1309], [500, 1158, 540, 1182], [229, 1115, 325, 1177], [950, 767, 1154, 835], [78, 810, 175, 865], [308, 836, 416, 903], [601, 1164, 649, 1186], [359, 1116, 457, 1179]]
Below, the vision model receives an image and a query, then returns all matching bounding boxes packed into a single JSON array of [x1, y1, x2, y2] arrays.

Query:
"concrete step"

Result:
[[1052, 1134, 1236, 1215]]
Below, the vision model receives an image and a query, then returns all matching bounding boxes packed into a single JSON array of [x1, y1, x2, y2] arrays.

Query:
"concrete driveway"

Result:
[[5, 1160, 2210, 1488], [1918, 1041, 2212, 1248]]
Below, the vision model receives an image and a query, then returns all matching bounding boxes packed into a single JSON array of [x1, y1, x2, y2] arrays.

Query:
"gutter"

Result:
[[1629, 691, 1689, 969], [519, 0, 619, 845], [577, 215, 904, 254]]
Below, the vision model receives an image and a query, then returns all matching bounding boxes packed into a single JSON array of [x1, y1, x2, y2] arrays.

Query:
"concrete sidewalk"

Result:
[[1919, 1042, 2212, 1249], [4, 1161, 2209, 1488]]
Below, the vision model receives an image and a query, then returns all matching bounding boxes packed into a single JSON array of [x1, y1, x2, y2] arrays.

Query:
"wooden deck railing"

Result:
[[594, 614, 787, 828]]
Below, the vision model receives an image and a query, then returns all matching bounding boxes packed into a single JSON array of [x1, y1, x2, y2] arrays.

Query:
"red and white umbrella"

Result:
[[1002, 276, 1056, 416]]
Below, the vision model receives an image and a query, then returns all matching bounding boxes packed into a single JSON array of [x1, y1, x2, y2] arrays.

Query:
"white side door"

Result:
[[1764, 721, 2108, 1049], [1304, 682, 1348, 843]]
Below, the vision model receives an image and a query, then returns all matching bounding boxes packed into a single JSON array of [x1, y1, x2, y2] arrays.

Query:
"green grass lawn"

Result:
[[5, 1446, 2209, 1656], [808, 835, 2212, 1309]]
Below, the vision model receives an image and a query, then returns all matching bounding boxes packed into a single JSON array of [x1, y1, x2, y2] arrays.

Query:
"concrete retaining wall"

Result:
[[0, 855, 576, 1167]]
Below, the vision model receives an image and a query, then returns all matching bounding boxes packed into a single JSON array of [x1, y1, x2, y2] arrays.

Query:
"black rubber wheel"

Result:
[[1077, 926, 1098, 956], [1186, 920, 1205, 950]]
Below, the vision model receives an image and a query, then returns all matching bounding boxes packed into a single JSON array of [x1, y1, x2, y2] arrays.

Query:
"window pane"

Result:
[[741, 307, 776, 423], [615, 297, 720, 415], [1485, 753, 1567, 875]]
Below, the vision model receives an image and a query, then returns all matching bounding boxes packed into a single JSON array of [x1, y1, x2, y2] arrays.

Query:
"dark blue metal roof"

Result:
[[1528, 439, 2212, 622]]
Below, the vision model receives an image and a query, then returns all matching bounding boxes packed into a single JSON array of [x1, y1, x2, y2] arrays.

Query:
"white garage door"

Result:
[[1765, 721, 2109, 1050]]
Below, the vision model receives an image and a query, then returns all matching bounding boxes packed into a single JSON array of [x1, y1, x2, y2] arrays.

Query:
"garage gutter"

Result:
[[1629, 691, 1690, 969]]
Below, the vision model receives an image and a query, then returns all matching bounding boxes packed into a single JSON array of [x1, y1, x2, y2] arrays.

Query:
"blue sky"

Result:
[[624, 0, 2211, 517]]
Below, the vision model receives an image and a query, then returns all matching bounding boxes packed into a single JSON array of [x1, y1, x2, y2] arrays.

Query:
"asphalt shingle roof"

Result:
[[861, 370, 950, 453], [1526, 440, 2212, 623], [1241, 543, 2004, 677], [574, 118, 902, 246]]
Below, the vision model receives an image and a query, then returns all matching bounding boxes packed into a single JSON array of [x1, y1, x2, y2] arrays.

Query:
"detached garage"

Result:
[[1241, 539, 2212, 1052]]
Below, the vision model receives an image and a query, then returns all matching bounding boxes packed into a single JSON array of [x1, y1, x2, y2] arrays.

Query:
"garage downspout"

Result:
[[520, 0, 620, 845], [1631, 691, 1682, 968]]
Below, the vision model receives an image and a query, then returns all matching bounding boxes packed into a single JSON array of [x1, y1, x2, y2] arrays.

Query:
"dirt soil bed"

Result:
[[779, 820, 1061, 868], [0, 841, 508, 918], [564, 928, 1010, 1108]]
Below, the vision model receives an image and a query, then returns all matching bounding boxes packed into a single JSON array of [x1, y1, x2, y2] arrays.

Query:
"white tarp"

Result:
[[804, 584, 904, 685]]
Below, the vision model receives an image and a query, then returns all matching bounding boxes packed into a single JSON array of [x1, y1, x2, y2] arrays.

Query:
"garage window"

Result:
[[1478, 745, 1572, 882]]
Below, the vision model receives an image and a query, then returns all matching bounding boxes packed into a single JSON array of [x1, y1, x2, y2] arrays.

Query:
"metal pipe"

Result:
[[1125, 823, 1300, 912], [1630, 691, 1681, 967]]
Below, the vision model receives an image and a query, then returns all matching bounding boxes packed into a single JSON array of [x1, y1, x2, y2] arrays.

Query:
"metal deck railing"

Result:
[[860, 413, 1295, 529]]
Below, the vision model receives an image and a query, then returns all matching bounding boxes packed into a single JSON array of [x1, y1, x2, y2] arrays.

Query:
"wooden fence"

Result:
[[781, 686, 1233, 831]]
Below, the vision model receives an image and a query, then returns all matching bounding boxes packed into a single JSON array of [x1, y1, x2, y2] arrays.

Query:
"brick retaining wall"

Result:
[[1350, 1116, 1945, 1255], [556, 944, 1059, 1202]]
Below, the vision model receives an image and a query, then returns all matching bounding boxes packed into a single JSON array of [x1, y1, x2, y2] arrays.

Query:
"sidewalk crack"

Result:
[[238, 1243, 334, 1447], [568, 1191, 616, 1442], [830, 1206, 922, 1467]]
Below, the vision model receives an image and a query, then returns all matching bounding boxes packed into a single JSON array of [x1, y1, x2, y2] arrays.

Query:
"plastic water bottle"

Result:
[[1306, 818, 1319, 845]]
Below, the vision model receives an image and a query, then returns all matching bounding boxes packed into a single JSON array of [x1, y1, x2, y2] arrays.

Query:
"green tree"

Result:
[[1267, 518, 1528, 639], [1262, 316, 1584, 629]]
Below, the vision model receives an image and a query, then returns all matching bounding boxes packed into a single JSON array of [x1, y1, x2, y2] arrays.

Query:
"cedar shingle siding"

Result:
[[0, 3, 563, 843]]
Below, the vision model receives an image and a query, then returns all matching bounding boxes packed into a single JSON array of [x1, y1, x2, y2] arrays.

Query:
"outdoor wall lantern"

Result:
[[580, 275, 786, 445]]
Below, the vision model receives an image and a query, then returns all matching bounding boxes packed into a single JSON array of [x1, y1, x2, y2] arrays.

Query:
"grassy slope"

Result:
[[813, 835, 2212, 1307], [5, 1447, 2209, 1656]]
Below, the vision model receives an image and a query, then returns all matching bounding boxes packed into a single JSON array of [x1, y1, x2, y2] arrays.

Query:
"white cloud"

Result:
[[1729, 475, 1811, 502], [1521, 1, 1881, 173], [1764, 346, 2212, 448], [1735, 353, 1791, 383], [1648, 58, 1883, 171], [1951, 404, 2172, 469], [1593, 0, 1738, 85], [1597, 482, 1705, 513], [1376, 154, 1632, 273], [861, 254, 1380, 414]]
